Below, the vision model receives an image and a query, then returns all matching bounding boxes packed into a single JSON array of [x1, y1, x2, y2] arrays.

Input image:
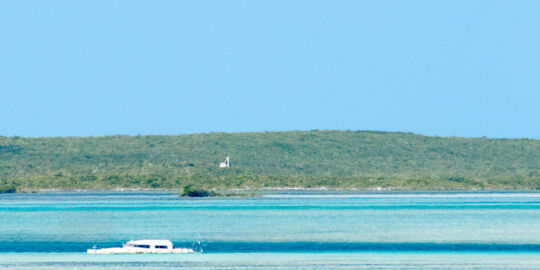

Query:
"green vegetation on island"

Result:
[[1, 130, 539, 191], [0, 185, 16, 194], [180, 184, 260, 197], [0, 179, 16, 193], [181, 185, 217, 197]]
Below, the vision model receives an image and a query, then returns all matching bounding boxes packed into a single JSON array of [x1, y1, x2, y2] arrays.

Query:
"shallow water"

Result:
[[0, 192, 539, 269], [2, 252, 540, 269]]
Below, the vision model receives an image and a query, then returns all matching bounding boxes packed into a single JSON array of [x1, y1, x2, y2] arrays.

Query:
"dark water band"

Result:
[[2, 241, 540, 253]]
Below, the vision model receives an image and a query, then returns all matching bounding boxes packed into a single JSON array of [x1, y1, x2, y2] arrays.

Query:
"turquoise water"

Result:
[[1, 192, 539, 269]]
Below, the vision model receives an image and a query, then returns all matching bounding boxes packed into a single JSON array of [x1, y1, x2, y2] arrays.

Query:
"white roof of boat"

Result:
[[127, 239, 173, 246]]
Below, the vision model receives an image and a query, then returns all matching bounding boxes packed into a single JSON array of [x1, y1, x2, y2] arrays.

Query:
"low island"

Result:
[[0, 130, 539, 193]]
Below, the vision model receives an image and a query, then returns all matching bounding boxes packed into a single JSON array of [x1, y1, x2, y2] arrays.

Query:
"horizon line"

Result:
[[0, 129, 537, 141]]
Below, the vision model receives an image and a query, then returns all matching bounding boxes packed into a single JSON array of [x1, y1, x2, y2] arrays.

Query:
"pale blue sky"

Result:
[[1, 1, 539, 138]]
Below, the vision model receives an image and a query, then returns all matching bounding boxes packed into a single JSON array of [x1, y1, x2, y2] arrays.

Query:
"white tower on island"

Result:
[[219, 156, 230, 168]]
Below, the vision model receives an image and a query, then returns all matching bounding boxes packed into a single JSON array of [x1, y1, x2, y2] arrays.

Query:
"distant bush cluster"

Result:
[[0, 180, 16, 193], [181, 185, 216, 197], [0, 130, 539, 191]]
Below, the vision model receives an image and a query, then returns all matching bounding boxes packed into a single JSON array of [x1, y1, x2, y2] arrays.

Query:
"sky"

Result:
[[1, 1, 539, 138]]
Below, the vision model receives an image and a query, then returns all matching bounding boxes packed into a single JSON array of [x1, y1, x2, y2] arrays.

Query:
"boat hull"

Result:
[[87, 247, 195, 254]]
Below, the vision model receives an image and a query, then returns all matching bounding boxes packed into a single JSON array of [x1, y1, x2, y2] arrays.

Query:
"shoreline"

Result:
[[11, 187, 540, 194]]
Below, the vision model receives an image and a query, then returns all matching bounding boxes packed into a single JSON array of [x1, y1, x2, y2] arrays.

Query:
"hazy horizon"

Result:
[[1, 129, 538, 140]]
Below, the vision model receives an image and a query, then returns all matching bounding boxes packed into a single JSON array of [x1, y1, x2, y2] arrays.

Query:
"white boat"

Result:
[[87, 239, 196, 254]]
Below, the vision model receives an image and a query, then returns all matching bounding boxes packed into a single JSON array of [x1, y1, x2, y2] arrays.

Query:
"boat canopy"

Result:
[[125, 239, 173, 249]]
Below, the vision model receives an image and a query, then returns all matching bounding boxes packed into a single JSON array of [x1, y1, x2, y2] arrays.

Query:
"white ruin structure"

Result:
[[219, 156, 230, 168]]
